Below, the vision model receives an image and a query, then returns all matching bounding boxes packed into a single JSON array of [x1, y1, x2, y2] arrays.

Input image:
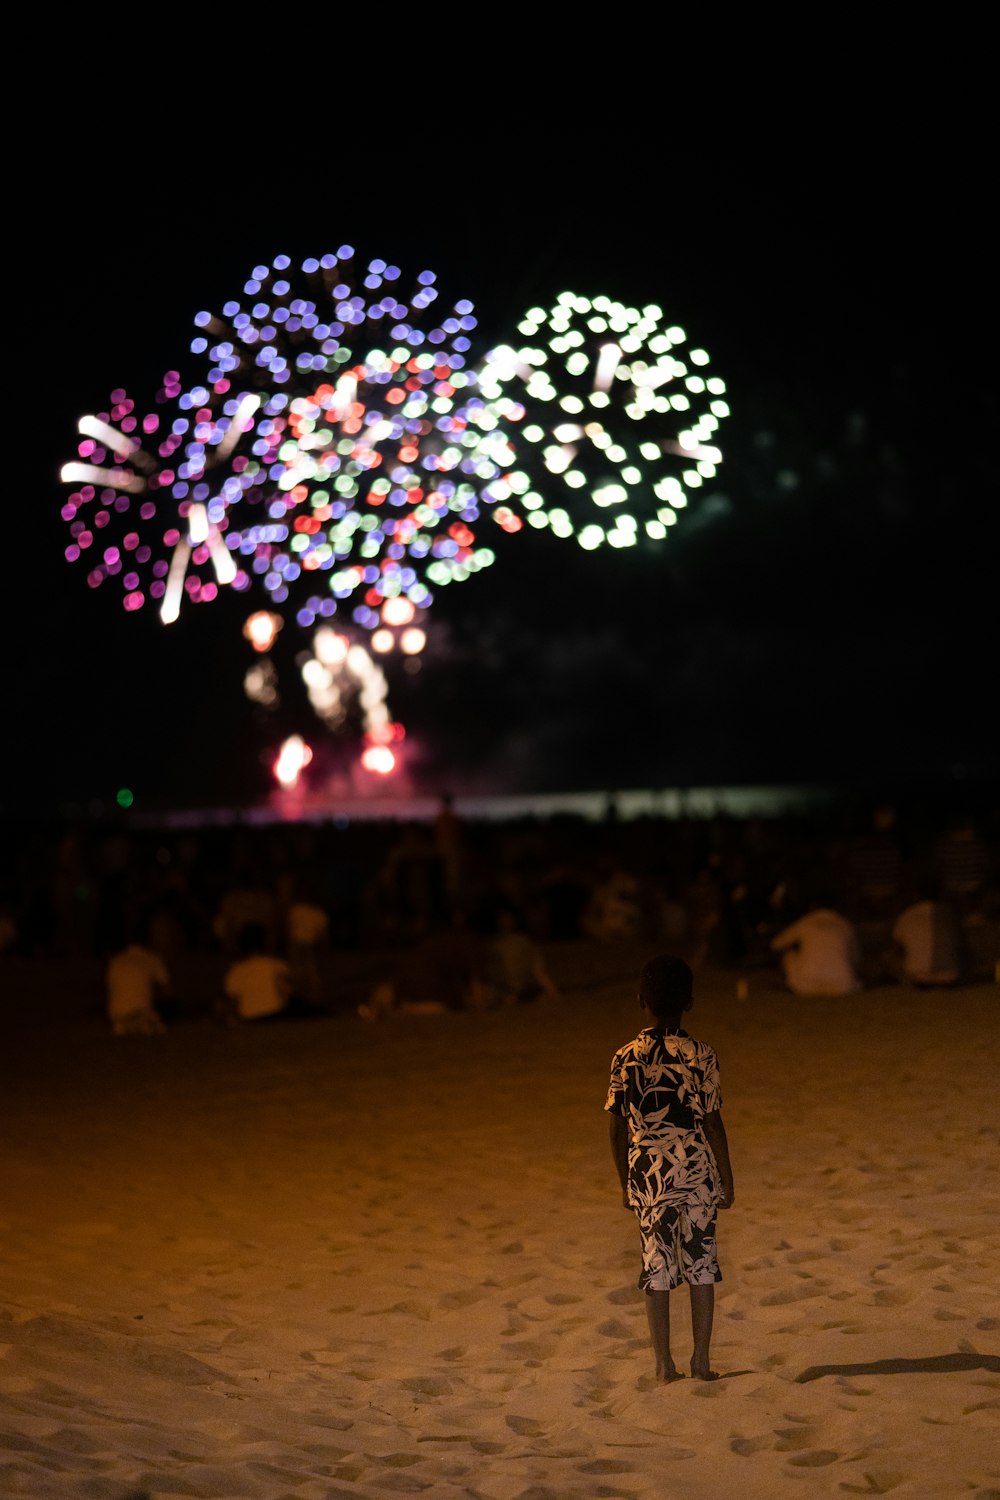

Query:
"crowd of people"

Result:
[[0, 795, 997, 1034]]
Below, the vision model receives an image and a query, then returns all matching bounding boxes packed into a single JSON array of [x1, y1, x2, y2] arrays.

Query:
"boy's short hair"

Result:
[[639, 954, 693, 1021]]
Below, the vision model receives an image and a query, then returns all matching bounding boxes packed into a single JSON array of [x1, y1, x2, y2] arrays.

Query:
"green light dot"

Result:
[[116, 788, 134, 809]]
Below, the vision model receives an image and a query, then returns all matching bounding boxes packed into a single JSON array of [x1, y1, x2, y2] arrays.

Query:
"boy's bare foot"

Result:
[[657, 1365, 686, 1383], [690, 1361, 721, 1381]]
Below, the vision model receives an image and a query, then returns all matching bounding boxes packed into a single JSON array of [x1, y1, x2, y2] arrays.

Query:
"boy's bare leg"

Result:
[[689, 1284, 720, 1380], [644, 1290, 684, 1382]]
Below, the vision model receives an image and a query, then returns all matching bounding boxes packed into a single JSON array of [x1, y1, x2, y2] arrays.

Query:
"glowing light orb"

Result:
[[476, 293, 729, 548], [400, 627, 427, 655], [243, 611, 283, 652], [244, 658, 279, 707], [274, 734, 313, 788], [360, 744, 396, 775]]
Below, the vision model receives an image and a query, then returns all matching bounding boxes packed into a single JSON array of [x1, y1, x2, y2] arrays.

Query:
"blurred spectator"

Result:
[[285, 884, 331, 1007], [891, 877, 962, 987], [582, 862, 644, 941], [379, 823, 447, 937], [106, 930, 172, 1036], [771, 900, 863, 996], [683, 865, 722, 969], [360, 918, 484, 1019], [652, 880, 690, 950], [221, 922, 294, 1023], [146, 859, 200, 969], [432, 793, 466, 922], [478, 903, 561, 1007], [961, 876, 1000, 982], [715, 858, 756, 966], [843, 803, 903, 924], [933, 817, 993, 920], [213, 865, 277, 958]]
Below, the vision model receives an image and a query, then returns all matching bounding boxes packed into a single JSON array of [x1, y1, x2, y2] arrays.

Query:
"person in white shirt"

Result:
[[771, 905, 863, 996], [222, 923, 293, 1023], [892, 878, 962, 987], [479, 904, 561, 1007], [106, 941, 170, 1035]]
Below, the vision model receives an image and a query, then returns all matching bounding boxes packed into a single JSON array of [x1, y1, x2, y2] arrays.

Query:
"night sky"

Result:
[[10, 88, 996, 818]]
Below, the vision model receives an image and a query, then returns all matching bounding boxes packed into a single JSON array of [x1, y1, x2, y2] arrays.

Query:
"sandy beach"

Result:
[[1, 944, 998, 1500]]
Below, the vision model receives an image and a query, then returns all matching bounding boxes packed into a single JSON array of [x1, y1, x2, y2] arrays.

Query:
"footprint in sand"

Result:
[[506, 1414, 544, 1436], [401, 1375, 452, 1397], [839, 1472, 906, 1494], [774, 1424, 821, 1450], [785, 1449, 839, 1467], [606, 1285, 638, 1306], [730, 1433, 771, 1455], [871, 1288, 911, 1306], [438, 1288, 486, 1310], [375, 1452, 423, 1468], [597, 1319, 635, 1339]]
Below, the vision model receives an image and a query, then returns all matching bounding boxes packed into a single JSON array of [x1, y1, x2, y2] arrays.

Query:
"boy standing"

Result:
[[606, 955, 735, 1382]]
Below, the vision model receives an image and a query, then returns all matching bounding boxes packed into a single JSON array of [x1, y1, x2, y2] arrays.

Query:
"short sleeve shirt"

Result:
[[606, 1028, 723, 1205], [224, 955, 290, 1020], [106, 945, 169, 1020]]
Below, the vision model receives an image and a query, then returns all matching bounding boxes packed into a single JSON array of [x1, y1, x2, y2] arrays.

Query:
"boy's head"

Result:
[[639, 954, 693, 1025]]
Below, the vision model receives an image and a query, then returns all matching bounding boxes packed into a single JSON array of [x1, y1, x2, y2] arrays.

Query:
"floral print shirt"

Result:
[[605, 1027, 723, 1208]]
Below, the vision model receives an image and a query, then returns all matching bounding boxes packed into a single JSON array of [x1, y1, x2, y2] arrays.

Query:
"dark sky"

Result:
[[8, 88, 997, 817]]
